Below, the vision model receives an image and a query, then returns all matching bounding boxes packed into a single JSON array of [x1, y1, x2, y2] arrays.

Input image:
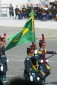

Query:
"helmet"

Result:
[[0, 33, 6, 45], [27, 47, 34, 55], [30, 42, 36, 50], [27, 48, 30, 54], [39, 40, 45, 48]]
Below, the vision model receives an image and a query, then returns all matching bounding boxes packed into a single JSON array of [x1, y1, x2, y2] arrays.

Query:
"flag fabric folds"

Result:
[[6, 16, 35, 51]]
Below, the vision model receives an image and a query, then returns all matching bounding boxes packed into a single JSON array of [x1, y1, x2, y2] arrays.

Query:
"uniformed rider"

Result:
[[0, 35, 8, 83], [24, 43, 46, 84], [38, 38, 57, 85]]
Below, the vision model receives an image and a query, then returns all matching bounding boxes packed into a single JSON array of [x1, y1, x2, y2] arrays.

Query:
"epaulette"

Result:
[[38, 51, 42, 54]]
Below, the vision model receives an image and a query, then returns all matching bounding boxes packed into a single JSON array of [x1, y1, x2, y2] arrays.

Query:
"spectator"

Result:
[[9, 4, 14, 17], [15, 5, 19, 19], [26, 4, 31, 18], [22, 5, 27, 18], [18, 10, 22, 19], [54, 0, 57, 9], [41, 9, 47, 20]]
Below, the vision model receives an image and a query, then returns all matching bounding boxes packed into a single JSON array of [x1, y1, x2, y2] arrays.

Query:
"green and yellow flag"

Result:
[[6, 16, 35, 51]]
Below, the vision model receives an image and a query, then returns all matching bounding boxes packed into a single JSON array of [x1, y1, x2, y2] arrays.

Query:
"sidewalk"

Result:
[[0, 17, 57, 29], [0, 17, 57, 39]]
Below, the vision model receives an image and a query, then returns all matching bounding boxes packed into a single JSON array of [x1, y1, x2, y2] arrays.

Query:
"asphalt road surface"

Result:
[[0, 26, 57, 85]]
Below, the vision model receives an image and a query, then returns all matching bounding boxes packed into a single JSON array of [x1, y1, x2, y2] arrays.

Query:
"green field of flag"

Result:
[[6, 16, 35, 51]]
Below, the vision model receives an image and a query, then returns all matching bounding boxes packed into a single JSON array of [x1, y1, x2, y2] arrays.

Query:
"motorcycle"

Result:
[[0, 56, 9, 83], [24, 69, 45, 85], [0, 60, 4, 81]]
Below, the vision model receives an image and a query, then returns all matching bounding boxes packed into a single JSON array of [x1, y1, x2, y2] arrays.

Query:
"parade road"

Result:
[[0, 26, 57, 85]]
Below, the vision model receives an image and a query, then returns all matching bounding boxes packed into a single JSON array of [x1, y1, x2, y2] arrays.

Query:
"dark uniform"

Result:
[[24, 47, 46, 84], [0, 35, 8, 82], [24, 48, 35, 81], [38, 39, 57, 85]]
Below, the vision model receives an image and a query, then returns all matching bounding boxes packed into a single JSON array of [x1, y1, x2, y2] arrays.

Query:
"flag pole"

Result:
[[32, 15, 36, 45], [32, 15, 38, 71]]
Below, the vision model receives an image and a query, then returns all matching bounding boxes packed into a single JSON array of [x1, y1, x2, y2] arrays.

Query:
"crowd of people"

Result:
[[9, 0, 57, 21]]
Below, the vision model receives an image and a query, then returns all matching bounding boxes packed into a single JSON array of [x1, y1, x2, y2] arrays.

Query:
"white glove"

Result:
[[30, 76, 33, 82], [34, 49, 38, 54], [7, 59, 9, 62], [41, 60, 43, 63], [1, 65, 3, 71], [37, 77, 40, 81], [46, 59, 48, 62]]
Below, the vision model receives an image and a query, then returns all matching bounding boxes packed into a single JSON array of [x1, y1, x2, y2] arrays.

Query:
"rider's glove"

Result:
[[1, 65, 3, 71], [46, 59, 48, 62], [37, 77, 40, 81], [41, 60, 43, 63], [35, 49, 38, 54], [30, 76, 33, 82], [7, 59, 9, 62]]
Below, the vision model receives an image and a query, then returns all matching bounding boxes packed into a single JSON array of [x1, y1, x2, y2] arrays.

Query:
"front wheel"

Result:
[[24, 70, 30, 81], [41, 79, 45, 85]]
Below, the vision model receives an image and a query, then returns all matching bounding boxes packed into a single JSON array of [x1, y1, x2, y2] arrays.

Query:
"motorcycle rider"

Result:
[[24, 43, 46, 84], [30, 42, 46, 85], [38, 34, 57, 84], [0, 35, 8, 83]]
